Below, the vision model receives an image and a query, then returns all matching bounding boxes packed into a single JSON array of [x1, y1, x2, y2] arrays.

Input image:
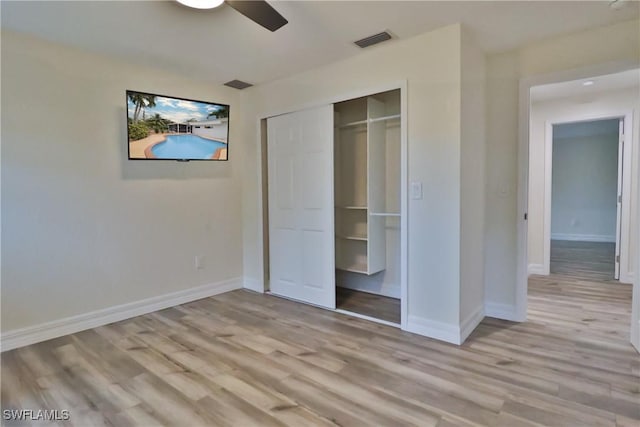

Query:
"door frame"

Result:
[[255, 81, 409, 330], [516, 62, 638, 324], [539, 113, 632, 281]]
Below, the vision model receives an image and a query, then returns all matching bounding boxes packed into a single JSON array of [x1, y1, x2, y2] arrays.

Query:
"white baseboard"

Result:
[[528, 263, 548, 275], [632, 319, 640, 353], [1, 277, 243, 352], [484, 301, 518, 321], [620, 272, 634, 285], [550, 233, 615, 243], [460, 305, 485, 343], [243, 277, 264, 293], [405, 315, 462, 345]]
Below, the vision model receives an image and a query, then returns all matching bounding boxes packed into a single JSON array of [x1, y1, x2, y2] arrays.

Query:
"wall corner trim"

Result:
[[484, 300, 518, 322], [1, 277, 243, 352], [620, 272, 635, 285], [405, 315, 462, 345], [460, 305, 485, 343], [528, 263, 548, 276], [243, 277, 264, 293]]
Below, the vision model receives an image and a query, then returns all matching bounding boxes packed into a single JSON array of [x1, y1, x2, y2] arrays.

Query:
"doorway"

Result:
[[333, 89, 402, 325], [548, 118, 623, 281], [517, 67, 638, 350], [524, 71, 635, 286]]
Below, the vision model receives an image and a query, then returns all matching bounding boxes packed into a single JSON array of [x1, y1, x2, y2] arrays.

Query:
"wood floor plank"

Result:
[[550, 240, 616, 281], [2, 243, 638, 426], [335, 287, 401, 323]]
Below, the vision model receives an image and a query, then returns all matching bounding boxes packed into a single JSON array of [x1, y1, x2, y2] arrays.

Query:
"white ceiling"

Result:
[[530, 68, 640, 102], [2, 1, 639, 86]]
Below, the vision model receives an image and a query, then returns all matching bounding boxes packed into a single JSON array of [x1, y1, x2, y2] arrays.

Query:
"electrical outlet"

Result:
[[195, 255, 205, 270], [498, 182, 510, 198]]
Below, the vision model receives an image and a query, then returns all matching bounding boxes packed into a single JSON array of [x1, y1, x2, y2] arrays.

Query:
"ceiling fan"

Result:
[[176, 0, 288, 32]]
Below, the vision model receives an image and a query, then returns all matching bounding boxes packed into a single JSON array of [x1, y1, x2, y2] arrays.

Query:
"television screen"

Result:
[[127, 90, 229, 161]]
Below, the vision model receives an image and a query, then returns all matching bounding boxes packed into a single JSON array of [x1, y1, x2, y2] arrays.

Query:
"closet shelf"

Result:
[[337, 264, 368, 274], [370, 212, 401, 217], [336, 206, 368, 210], [336, 235, 368, 241]]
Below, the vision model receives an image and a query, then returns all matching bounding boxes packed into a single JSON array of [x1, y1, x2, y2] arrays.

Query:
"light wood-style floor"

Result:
[[2, 277, 638, 426], [551, 240, 616, 281], [336, 287, 400, 324]]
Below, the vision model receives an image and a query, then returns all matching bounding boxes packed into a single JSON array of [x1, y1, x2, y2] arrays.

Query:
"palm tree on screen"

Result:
[[207, 106, 229, 119], [128, 93, 157, 122], [147, 114, 169, 133]]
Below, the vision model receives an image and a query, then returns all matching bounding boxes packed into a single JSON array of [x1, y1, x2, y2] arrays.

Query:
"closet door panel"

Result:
[[267, 105, 336, 309]]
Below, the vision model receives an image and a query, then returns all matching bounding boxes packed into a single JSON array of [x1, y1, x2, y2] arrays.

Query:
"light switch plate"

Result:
[[410, 181, 423, 200]]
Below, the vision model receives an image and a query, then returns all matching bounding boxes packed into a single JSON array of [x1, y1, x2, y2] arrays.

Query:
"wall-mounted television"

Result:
[[127, 90, 229, 161]]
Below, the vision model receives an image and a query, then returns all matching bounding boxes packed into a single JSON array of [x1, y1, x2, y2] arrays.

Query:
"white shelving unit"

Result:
[[334, 90, 401, 276]]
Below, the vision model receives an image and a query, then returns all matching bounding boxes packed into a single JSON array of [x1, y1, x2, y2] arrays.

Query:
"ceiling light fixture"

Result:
[[176, 0, 224, 10], [583, 80, 595, 86]]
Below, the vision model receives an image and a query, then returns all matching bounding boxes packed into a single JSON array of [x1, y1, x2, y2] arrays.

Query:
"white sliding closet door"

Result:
[[267, 105, 335, 309]]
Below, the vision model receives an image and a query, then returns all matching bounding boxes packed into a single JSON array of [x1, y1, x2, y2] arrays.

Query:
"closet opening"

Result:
[[333, 89, 402, 325], [261, 84, 406, 329]]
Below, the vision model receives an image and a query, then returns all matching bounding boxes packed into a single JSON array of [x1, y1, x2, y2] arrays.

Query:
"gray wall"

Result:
[[551, 121, 619, 242]]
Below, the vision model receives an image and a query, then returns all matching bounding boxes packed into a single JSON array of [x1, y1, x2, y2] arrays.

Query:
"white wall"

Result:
[[1, 31, 244, 334], [551, 130, 619, 242], [485, 19, 639, 318], [527, 89, 638, 281], [242, 24, 471, 342], [460, 30, 486, 338], [485, 52, 520, 319]]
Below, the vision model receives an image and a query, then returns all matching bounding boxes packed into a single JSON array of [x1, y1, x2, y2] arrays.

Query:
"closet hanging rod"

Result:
[[337, 114, 401, 129], [337, 119, 367, 128], [369, 114, 401, 123]]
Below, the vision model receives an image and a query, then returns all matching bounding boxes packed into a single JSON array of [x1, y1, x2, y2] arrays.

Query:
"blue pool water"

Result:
[[151, 134, 226, 159]]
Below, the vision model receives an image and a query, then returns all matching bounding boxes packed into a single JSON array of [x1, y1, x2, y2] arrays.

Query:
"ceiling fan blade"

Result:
[[225, 1, 288, 32]]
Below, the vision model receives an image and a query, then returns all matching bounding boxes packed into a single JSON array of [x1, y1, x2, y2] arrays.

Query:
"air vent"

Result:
[[354, 31, 392, 48], [224, 80, 253, 90]]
